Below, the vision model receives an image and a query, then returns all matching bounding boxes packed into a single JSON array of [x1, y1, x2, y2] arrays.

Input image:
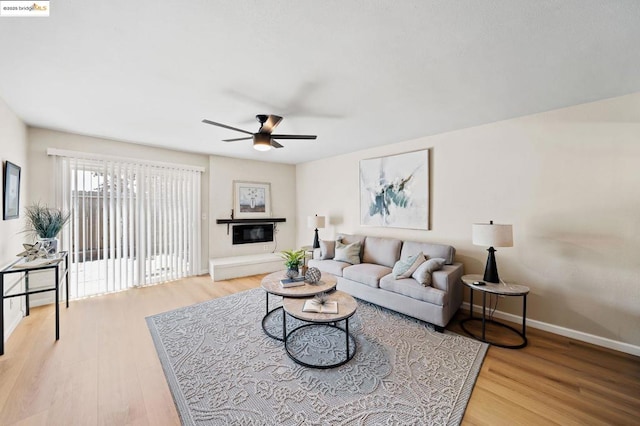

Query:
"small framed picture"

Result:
[[233, 181, 271, 219], [3, 161, 21, 220]]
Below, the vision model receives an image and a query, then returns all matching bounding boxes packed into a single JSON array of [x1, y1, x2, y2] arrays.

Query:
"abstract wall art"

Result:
[[359, 149, 429, 229]]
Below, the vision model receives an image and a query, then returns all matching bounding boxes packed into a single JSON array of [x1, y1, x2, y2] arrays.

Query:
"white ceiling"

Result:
[[1, 1, 639, 164]]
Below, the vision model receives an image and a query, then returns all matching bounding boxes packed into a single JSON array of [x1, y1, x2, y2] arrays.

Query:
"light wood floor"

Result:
[[1, 275, 638, 425]]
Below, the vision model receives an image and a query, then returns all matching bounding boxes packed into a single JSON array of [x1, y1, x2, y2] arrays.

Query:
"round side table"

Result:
[[282, 290, 357, 369], [460, 274, 530, 349], [260, 270, 337, 341]]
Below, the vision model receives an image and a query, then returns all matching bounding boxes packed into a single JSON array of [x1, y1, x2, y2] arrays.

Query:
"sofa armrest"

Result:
[[431, 263, 464, 307]]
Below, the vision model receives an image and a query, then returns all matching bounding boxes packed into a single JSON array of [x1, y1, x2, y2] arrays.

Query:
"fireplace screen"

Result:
[[232, 224, 274, 245]]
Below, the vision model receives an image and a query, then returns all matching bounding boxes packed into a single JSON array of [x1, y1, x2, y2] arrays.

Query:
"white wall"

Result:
[[296, 93, 640, 348], [209, 155, 296, 259], [27, 128, 211, 272], [0, 97, 28, 342]]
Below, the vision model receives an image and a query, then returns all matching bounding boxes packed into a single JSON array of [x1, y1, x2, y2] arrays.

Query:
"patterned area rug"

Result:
[[146, 288, 488, 425]]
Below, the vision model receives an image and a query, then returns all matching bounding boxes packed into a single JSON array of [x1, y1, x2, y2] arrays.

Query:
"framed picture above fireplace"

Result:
[[233, 181, 272, 219]]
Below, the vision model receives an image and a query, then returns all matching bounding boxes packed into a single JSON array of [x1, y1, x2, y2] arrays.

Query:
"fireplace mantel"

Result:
[[216, 217, 286, 234]]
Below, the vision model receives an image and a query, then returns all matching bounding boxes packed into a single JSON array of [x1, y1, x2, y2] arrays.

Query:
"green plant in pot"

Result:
[[280, 249, 305, 278], [24, 203, 70, 257]]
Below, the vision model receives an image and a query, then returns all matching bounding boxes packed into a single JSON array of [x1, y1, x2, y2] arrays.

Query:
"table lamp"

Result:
[[472, 220, 513, 283], [308, 214, 325, 249]]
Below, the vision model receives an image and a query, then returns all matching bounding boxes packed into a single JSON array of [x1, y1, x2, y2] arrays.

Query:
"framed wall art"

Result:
[[233, 181, 272, 219], [359, 149, 430, 230], [3, 161, 21, 220]]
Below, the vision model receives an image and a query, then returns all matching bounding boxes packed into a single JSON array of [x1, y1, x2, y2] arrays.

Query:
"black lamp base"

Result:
[[313, 228, 320, 249], [483, 246, 500, 283]]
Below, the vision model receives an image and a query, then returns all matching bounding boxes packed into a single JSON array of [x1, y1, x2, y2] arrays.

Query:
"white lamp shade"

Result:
[[472, 223, 513, 247], [308, 215, 325, 229]]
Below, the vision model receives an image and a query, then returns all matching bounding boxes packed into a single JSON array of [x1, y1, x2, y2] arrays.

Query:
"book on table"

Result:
[[280, 276, 305, 288], [303, 299, 338, 314]]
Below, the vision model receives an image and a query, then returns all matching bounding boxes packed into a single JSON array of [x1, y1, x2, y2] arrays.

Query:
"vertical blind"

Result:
[[54, 154, 202, 299]]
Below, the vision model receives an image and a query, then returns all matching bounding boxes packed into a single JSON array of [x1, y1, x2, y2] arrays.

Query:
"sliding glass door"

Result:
[[56, 156, 201, 299]]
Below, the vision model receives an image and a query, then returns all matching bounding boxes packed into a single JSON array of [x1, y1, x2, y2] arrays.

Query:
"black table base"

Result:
[[284, 317, 356, 369], [262, 292, 286, 341], [262, 306, 286, 341], [1, 252, 69, 356], [461, 288, 528, 349], [460, 317, 527, 349]]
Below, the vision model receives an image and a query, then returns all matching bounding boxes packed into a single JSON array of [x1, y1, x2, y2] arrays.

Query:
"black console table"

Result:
[[0, 252, 69, 355]]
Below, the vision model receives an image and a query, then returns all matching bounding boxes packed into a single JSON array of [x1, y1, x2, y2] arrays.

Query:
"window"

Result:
[[54, 154, 202, 298]]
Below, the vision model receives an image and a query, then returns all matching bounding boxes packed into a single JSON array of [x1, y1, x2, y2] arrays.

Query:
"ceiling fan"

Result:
[[201, 114, 317, 151]]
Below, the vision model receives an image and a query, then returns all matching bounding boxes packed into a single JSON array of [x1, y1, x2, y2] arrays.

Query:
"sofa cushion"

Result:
[[412, 258, 446, 286], [334, 241, 362, 264], [308, 259, 351, 277], [379, 275, 446, 306], [337, 234, 366, 258], [400, 241, 456, 265], [343, 264, 392, 288], [392, 253, 426, 279], [362, 236, 402, 268], [319, 239, 336, 260]]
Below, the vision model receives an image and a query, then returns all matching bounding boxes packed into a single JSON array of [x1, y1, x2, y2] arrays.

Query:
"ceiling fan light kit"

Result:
[[253, 133, 272, 151], [202, 114, 317, 151]]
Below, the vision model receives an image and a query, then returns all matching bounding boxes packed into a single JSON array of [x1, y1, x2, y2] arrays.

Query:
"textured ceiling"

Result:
[[1, 1, 639, 164]]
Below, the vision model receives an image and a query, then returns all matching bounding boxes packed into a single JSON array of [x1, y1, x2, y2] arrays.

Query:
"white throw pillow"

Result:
[[319, 239, 336, 260], [334, 241, 361, 264], [412, 258, 446, 286]]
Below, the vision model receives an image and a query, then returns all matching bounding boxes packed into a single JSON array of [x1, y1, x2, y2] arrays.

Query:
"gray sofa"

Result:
[[308, 234, 464, 331]]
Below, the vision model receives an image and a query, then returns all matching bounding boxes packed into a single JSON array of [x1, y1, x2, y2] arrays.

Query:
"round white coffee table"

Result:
[[282, 290, 357, 369], [260, 270, 337, 341]]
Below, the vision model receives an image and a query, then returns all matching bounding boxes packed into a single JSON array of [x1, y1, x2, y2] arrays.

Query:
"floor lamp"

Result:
[[308, 215, 325, 249], [472, 220, 513, 283]]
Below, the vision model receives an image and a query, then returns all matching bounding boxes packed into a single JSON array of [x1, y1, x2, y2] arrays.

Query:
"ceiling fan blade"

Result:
[[202, 119, 253, 135], [270, 134, 317, 140], [271, 140, 284, 149], [223, 137, 253, 142], [260, 115, 283, 134]]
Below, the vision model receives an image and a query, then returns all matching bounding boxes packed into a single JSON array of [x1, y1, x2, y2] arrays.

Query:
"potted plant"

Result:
[[24, 202, 70, 256], [280, 248, 305, 278]]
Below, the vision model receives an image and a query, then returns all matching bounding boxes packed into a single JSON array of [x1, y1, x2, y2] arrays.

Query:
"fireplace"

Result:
[[232, 224, 274, 245]]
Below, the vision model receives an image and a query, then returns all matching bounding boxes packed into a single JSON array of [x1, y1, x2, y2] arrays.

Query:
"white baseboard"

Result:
[[4, 309, 24, 343], [3, 274, 25, 343], [462, 302, 640, 357]]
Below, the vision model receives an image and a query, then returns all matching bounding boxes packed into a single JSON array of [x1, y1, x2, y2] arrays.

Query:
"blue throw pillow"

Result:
[[392, 253, 426, 279]]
